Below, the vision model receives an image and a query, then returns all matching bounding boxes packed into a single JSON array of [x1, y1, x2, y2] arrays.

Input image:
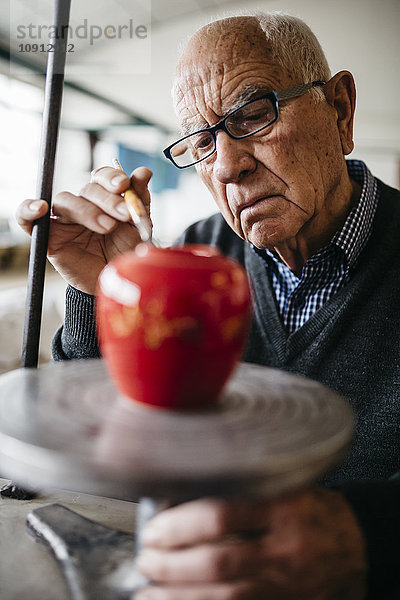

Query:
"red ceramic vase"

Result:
[[96, 244, 251, 410]]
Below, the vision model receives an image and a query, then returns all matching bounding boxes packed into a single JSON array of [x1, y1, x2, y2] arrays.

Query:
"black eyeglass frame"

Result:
[[163, 80, 325, 169]]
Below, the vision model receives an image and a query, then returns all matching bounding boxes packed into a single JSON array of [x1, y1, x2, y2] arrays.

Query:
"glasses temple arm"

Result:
[[276, 81, 325, 101]]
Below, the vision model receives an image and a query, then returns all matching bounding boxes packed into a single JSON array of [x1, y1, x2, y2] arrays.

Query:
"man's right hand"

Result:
[[16, 166, 153, 295]]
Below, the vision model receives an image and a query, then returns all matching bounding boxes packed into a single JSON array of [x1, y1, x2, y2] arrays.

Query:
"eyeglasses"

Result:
[[163, 81, 325, 169]]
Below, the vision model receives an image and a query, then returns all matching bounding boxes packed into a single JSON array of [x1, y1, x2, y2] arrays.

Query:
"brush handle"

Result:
[[112, 157, 154, 244]]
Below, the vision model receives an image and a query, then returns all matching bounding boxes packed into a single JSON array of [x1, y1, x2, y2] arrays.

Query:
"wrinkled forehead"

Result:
[[173, 20, 289, 129], [181, 18, 271, 65]]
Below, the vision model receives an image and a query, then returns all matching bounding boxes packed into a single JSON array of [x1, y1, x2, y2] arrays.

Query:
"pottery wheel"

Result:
[[0, 360, 353, 501]]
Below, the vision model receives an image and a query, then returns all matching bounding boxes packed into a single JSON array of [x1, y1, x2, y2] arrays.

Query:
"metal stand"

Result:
[[22, 0, 71, 369], [5, 0, 72, 502]]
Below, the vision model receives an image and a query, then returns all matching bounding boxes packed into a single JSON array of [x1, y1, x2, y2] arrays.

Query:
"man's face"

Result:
[[173, 22, 348, 250]]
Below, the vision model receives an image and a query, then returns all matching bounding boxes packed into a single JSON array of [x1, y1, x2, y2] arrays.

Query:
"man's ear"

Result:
[[324, 71, 356, 155]]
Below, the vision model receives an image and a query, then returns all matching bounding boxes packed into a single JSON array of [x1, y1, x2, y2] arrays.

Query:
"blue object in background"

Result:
[[117, 144, 180, 194]]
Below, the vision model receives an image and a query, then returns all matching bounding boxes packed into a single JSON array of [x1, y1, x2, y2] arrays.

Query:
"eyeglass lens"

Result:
[[226, 96, 276, 136], [170, 95, 277, 167]]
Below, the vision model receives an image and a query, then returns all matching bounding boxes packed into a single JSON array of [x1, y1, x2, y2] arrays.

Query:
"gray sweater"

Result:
[[53, 178, 400, 598]]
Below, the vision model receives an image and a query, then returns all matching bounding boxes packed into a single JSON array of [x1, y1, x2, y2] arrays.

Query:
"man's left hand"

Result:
[[134, 488, 367, 600]]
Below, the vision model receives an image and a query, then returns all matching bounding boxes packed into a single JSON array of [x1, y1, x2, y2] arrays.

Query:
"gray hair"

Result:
[[250, 11, 331, 99]]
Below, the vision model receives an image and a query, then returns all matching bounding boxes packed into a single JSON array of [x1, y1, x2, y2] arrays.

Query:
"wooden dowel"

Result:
[[21, 0, 71, 368]]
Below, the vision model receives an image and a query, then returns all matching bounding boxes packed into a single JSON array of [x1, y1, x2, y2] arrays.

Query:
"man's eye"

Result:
[[193, 134, 213, 151], [241, 110, 266, 123], [227, 111, 268, 135], [233, 105, 271, 124], [228, 97, 275, 133]]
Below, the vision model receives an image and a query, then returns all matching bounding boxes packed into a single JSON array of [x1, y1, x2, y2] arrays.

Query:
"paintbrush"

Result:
[[112, 157, 154, 244]]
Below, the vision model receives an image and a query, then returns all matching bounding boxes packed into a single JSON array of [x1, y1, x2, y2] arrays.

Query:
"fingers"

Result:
[[16, 165, 153, 239], [135, 580, 267, 600], [90, 166, 131, 193], [137, 491, 367, 600], [63, 175, 133, 225], [15, 199, 49, 235], [141, 498, 270, 550], [136, 538, 264, 584], [52, 190, 123, 234], [52, 166, 153, 233], [91, 165, 153, 210]]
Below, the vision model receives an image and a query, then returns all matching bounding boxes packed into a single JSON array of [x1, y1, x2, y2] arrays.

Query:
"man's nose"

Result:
[[212, 131, 256, 184]]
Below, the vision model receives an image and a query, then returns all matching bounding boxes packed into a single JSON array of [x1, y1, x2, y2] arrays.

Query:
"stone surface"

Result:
[[27, 504, 142, 600], [0, 478, 136, 600]]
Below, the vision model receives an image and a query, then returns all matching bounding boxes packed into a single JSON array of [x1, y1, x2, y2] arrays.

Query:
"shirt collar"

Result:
[[331, 159, 379, 270]]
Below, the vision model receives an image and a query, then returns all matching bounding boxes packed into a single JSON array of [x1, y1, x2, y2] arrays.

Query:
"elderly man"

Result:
[[17, 12, 400, 600]]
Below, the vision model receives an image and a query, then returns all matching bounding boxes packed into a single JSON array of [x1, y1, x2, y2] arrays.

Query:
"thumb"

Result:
[[15, 199, 49, 236]]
